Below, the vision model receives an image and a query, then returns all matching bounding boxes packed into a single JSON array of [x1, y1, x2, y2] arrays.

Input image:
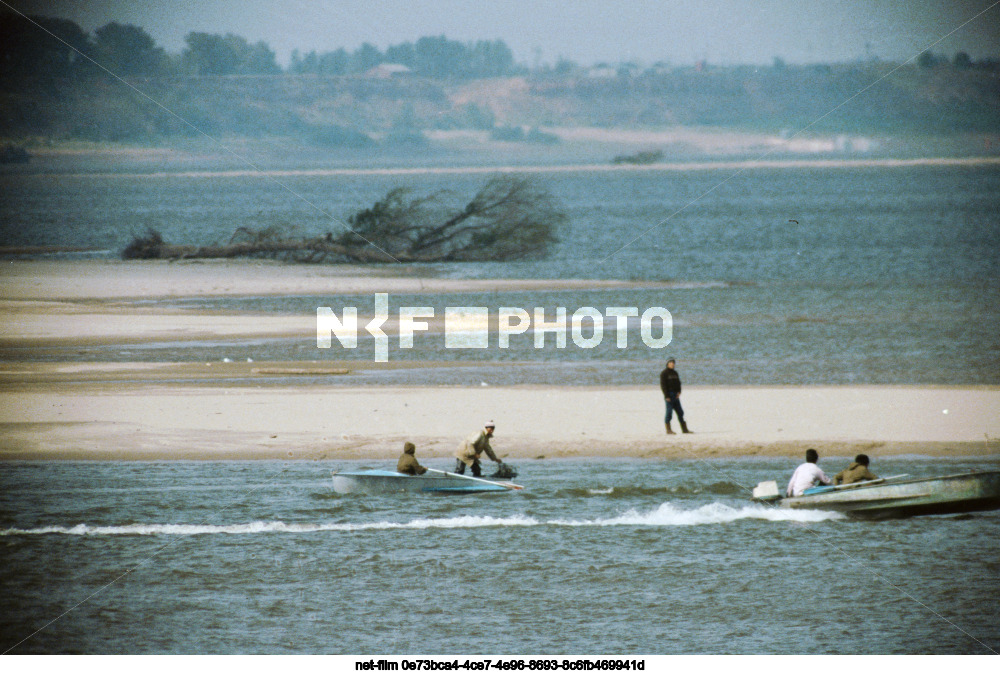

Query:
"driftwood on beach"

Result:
[[122, 229, 410, 263], [123, 176, 564, 263]]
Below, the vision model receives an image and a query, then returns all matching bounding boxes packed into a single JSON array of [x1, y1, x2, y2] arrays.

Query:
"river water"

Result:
[[2, 457, 999, 654], [1, 157, 999, 654], [1, 161, 998, 385]]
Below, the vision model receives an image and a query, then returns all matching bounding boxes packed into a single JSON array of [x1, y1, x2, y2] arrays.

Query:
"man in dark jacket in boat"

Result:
[[454, 421, 502, 477], [397, 441, 427, 475], [834, 454, 878, 485], [659, 358, 691, 435]]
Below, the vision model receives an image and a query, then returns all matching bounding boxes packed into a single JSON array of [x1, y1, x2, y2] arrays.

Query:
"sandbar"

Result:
[[1, 260, 997, 462], [1, 371, 997, 461]]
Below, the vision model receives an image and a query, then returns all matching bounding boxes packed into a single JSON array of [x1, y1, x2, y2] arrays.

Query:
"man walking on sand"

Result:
[[659, 358, 691, 435]]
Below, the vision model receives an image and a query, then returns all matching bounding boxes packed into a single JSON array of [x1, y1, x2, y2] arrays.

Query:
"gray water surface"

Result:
[[2, 458, 998, 654]]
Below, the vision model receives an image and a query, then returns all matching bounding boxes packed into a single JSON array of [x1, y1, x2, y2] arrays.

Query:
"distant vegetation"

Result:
[[2, 11, 999, 143], [0, 143, 31, 163], [122, 176, 564, 263], [0, 12, 516, 81], [612, 150, 664, 165], [289, 35, 516, 79]]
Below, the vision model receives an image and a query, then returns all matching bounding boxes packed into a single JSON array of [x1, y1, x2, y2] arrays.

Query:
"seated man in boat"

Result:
[[396, 442, 427, 476], [786, 448, 833, 496], [454, 421, 503, 477], [834, 454, 878, 485]]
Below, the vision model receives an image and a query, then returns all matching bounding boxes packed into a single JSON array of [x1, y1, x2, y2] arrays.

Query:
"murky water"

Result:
[[2, 163, 998, 385], [2, 457, 998, 654]]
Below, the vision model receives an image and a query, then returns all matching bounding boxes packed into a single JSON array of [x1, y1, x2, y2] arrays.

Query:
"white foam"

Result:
[[0, 503, 840, 537], [552, 502, 843, 526], [0, 515, 540, 536]]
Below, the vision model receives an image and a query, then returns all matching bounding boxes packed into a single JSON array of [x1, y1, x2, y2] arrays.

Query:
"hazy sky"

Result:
[[6, 0, 1000, 67]]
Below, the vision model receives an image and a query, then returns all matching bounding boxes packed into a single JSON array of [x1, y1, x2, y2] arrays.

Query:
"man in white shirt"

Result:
[[786, 448, 832, 496]]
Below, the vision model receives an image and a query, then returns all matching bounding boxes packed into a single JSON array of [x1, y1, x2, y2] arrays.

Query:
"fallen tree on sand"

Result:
[[123, 176, 564, 263]]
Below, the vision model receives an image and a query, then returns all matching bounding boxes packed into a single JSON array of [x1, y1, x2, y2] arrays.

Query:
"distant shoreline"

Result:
[[24, 155, 1000, 180], [0, 258, 695, 303]]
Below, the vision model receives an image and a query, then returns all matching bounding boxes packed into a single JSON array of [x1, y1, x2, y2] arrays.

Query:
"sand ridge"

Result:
[[1, 377, 998, 461], [1, 260, 997, 462]]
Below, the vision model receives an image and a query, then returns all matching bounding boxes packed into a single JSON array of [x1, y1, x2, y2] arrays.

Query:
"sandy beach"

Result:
[[1, 259, 998, 462], [1, 376, 999, 462]]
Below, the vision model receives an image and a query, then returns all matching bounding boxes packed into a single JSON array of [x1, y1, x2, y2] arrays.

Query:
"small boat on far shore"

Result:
[[752, 470, 1000, 519], [332, 468, 524, 495]]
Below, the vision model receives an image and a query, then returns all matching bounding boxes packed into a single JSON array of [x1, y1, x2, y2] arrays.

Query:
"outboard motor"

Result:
[[752, 480, 781, 501], [491, 463, 518, 479]]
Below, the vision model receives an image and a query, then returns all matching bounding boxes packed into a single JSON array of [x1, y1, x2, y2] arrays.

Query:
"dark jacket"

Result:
[[397, 445, 427, 475], [834, 462, 878, 485], [660, 367, 681, 396]]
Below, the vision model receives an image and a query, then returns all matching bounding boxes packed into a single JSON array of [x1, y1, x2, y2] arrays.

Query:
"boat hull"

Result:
[[332, 469, 515, 495], [777, 471, 1000, 519]]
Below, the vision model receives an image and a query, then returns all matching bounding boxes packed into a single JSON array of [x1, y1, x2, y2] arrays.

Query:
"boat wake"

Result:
[[0, 502, 841, 537], [555, 501, 844, 526]]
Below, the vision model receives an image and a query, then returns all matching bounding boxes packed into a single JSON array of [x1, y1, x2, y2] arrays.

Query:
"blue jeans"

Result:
[[664, 394, 685, 424]]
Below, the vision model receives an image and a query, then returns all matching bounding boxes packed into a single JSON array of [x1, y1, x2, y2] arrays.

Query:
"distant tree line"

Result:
[[181, 32, 281, 75], [2, 11, 998, 142], [0, 12, 516, 84], [4, 10, 997, 85], [290, 36, 516, 78], [917, 49, 999, 70], [0, 12, 283, 81]]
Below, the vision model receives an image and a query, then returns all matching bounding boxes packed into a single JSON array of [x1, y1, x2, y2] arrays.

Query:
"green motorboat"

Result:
[[752, 470, 1000, 519]]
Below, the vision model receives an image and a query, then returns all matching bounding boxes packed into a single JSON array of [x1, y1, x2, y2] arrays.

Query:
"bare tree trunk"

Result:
[[123, 176, 563, 263]]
